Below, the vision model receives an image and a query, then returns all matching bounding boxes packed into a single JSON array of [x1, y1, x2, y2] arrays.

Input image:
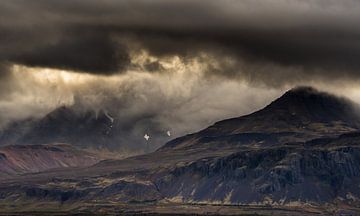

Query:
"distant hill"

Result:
[[0, 144, 100, 178], [0, 107, 116, 149], [0, 104, 168, 154]]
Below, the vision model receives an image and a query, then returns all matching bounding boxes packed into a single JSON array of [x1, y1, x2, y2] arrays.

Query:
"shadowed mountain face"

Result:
[[0, 106, 168, 154], [223, 86, 360, 132], [0, 107, 115, 150], [161, 87, 360, 150], [0, 87, 360, 214]]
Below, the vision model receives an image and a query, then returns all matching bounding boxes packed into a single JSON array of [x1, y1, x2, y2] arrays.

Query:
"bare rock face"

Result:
[[0, 144, 100, 177], [0, 177, 162, 206], [156, 135, 360, 205]]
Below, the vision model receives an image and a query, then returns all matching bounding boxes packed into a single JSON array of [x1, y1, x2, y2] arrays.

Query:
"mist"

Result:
[[0, 55, 282, 150]]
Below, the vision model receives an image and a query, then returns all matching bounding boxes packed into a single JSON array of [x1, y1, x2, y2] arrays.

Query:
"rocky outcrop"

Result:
[[0, 178, 162, 205], [156, 144, 360, 205]]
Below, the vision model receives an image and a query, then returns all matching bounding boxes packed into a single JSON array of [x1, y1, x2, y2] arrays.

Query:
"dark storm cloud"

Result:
[[0, 63, 15, 97], [9, 27, 130, 74], [1, 0, 360, 80]]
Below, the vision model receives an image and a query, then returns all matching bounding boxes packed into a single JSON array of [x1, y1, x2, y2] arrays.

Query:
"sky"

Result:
[[1, 0, 360, 150]]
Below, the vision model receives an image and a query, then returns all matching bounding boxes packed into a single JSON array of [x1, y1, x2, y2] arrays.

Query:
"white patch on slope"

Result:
[[144, 134, 150, 141], [104, 111, 114, 123], [224, 190, 233, 204]]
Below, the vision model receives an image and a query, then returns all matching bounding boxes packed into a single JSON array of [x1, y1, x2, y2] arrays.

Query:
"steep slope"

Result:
[[161, 87, 360, 150], [0, 144, 100, 178]]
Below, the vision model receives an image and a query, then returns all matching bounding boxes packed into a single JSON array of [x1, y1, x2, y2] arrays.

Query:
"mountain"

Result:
[[210, 86, 360, 133], [0, 105, 169, 154], [160, 86, 360, 150], [0, 144, 100, 178], [0, 87, 359, 215], [0, 107, 115, 149]]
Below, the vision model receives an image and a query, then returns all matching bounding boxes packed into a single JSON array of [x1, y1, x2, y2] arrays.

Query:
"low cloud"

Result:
[[0, 60, 281, 149]]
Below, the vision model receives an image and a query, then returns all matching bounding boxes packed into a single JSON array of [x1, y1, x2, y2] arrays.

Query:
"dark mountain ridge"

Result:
[[161, 86, 360, 150], [0, 106, 126, 152], [205, 86, 360, 134]]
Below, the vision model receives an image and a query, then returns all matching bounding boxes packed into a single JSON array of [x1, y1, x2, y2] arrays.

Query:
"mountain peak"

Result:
[[278, 86, 340, 103], [264, 86, 357, 123], [285, 86, 319, 95], [200, 86, 360, 138], [270, 86, 335, 106]]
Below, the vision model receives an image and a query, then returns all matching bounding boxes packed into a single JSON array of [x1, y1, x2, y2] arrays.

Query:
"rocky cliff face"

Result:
[[156, 143, 360, 205]]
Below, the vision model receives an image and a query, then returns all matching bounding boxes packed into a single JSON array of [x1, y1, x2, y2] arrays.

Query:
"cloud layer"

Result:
[[1, 1, 360, 151], [1, 0, 360, 82]]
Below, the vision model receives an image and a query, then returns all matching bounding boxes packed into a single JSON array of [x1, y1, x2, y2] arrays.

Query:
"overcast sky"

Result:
[[1, 0, 360, 149]]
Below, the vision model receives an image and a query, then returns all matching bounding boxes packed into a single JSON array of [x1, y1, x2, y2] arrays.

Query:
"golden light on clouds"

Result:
[[3, 50, 360, 136], [12, 64, 98, 85]]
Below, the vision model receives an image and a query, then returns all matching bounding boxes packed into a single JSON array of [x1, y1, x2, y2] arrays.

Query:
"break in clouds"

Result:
[[1, 0, 360, 150]]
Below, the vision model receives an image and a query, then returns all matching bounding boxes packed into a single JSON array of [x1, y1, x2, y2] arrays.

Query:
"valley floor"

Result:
[[0, 201, 359, 215]]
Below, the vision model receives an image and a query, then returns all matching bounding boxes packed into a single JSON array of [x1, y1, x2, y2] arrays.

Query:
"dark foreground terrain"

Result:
[[0, 87, 360, 215], [0, 202, 357, 215]]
